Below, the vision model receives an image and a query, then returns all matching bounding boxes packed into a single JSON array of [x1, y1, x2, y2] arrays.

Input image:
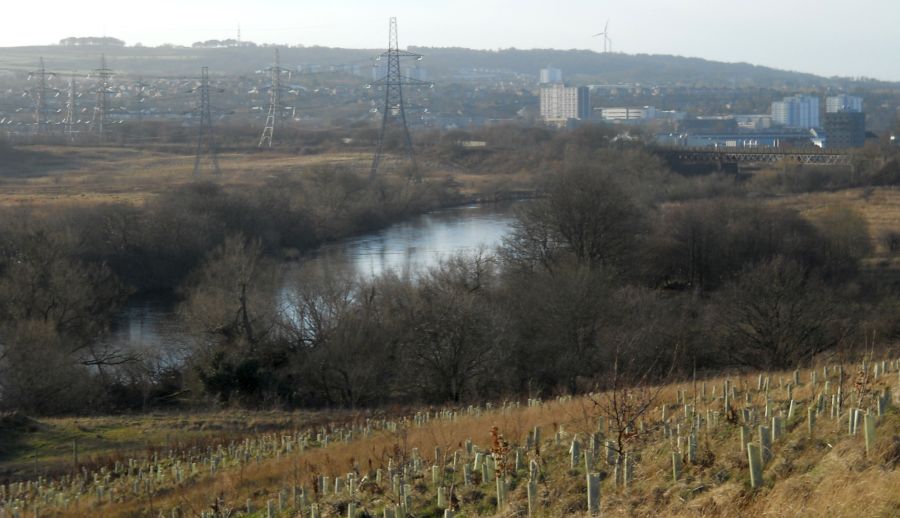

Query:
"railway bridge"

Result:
[[654, 146, 853, 171]]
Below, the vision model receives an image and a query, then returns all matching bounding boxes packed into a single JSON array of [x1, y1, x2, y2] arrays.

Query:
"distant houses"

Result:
[[191, 39, 258, 49], [58, 37, 125, 47]]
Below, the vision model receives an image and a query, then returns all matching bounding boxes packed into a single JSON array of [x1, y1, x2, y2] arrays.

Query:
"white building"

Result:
[[735, 114, 773, 130], [539, 67, 563, 84], [771, 95, 820, 129], [598, 106, 684, 123], [405, 66, 428, 81], [540, 84, 590, 125], [826, 94, 863, 113], [600, 107, 656, 121]]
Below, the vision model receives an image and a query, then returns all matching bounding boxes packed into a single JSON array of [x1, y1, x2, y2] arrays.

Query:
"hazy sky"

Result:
[[3, 0, 898, 80]]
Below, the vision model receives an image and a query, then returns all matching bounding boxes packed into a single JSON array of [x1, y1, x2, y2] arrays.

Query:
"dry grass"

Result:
[[0, 146, 374, 207], [769, 187, 900, 255], [11, 363, 895, 518], [0, 145, 541, 208], [0, 410, 360, 481]]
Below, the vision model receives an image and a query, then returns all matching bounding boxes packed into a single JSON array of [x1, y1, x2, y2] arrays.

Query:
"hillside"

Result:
[[412, 47, 830, 87], [1, 359, 897, 517], [0, 43, 890, 88]]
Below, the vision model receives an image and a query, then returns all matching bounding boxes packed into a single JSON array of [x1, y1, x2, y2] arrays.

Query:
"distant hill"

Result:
[[411, 47, 834, 87], [0, 43, 892, 89]]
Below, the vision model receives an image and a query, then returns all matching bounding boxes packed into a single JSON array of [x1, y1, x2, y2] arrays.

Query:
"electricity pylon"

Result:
[[369, 17, 430, 180], [134, 76, 147, 141], [28, 57, 53, 136], [193, 67, 221, 175], [258, 48, 284, 148], [63, 74, 78, 142], [92, 54, 113, 144]]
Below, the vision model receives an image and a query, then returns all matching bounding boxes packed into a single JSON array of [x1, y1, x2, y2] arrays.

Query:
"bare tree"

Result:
[[502, 166, 646, 273], [399, 251, 503, 403], [713, 256, 843, 370], [589, 313, 679, 482], [0, 321, 97, 414], [182, 235, 278, 348], [280, 262, 393, 407], [502, 263, 614, 394], [181, 235, 281, 403]]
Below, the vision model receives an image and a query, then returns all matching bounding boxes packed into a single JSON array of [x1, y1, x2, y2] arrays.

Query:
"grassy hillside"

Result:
[[0, 411, 347, 482], [1, 360, 897, 517], [0, 44, 884, 88]]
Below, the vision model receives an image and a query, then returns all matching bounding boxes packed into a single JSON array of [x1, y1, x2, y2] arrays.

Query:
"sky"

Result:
[[2, 0, 898, 81]]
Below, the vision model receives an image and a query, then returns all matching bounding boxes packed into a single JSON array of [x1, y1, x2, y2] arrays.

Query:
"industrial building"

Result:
[[824, 111, 866, 148], [599, 107, 654, 121], [655, 129, 820, 149], [539, 84, 590, 126], [678, 116, 738, 133], [539, 67, 563, 84], [735, 114, 773, 130], [771, 95, 820, 129], [598, 106, 685, 123], [826, 94, 863, 113]]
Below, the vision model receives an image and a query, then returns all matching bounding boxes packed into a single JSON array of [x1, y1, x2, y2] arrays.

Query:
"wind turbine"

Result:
[[593, 20, 612, 53]]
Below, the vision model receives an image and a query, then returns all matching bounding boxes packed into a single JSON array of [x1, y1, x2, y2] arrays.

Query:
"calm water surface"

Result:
[[101, 202, 521, 355]]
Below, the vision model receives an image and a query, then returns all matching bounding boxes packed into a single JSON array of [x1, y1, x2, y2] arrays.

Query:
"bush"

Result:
[[0, 321, 99, 414]]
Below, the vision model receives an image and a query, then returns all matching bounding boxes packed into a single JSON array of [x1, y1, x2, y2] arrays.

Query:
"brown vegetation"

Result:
[[2, 362, 896, 517]]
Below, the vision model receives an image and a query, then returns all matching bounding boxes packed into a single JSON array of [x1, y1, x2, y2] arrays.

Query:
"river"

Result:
[[99, 202, 522, 359]]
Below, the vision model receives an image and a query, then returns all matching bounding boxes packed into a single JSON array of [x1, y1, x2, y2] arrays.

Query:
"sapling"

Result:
[[586, 472, 600, 515], [772, 416, 784, 442], [747, 443, 763, 489], [740, 425, 749, 453], [623, 453, 634, 486], [672, 452, 682, 482], [758, 426, 772, 464], [495, 476, 507, 510], [864, 413, 876, 457], [569, 437, 581, 469], [527, 479, 538, 517]]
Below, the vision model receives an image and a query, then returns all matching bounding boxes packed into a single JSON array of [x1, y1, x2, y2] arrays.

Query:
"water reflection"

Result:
[[99, 297, 192, 366], [305, 202, 518, 279], [103, 202, 520, 355]]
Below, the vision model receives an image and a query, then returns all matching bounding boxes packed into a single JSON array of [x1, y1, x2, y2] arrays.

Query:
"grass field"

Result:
[[2, 147, 900, 516], [1, 362, 897, 517], [0, 146, 377, 207], [0, 145, 538, 207], [770, 187, 900, 255], [0, 410, 364, 482], [5, 145, 900, 231]]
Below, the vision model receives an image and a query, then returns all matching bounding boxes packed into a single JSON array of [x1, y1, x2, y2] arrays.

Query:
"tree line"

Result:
[[0, 166, 458, 414], [170, 158, 876, 409], [0, 130, 897, 414]]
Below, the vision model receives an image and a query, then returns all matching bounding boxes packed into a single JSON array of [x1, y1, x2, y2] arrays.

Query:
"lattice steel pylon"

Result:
[[193, 67, 221, 176], [258, 48, 284, 148], [92, 55, 113, 144], [369, 17, 430, 180], [28, 57, 53, 136], [63, 74, 78, 142], [134, 76, 147, 142]]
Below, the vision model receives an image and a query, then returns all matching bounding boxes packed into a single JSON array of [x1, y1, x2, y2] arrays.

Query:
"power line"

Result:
[[193, 66, 221, 176], [135, 76, 147, 136], [258, 48, 284, 148], [63, 74, 78, 142], [27, 57, 54, 136], [92, 54, 114, 144], [369, 17, 431, 180]]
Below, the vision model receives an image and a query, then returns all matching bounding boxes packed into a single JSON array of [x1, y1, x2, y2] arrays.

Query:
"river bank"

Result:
[[101, 201, 524, 362]]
